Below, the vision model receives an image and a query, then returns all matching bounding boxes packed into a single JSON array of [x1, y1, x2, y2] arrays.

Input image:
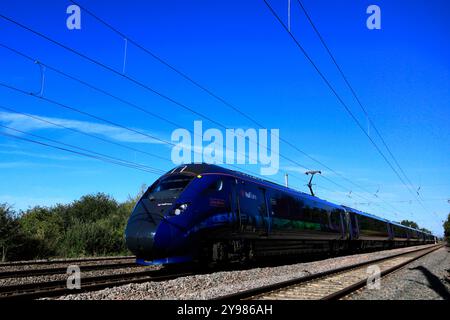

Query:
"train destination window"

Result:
[[147, 174, 194, 196]]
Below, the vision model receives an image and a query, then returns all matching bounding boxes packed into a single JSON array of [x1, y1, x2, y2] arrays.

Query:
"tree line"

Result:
[[0, 188, 145, 262], [398, 220, 432, 234], [444, 214, 450, 244]]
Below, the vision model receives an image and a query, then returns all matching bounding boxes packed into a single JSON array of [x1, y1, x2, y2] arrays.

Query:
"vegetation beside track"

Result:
[[0, 186, 146, 262], [444, 213, 450, 244]]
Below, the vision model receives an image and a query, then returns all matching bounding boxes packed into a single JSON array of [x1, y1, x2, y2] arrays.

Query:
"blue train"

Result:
[[125, 164, 436, 265]]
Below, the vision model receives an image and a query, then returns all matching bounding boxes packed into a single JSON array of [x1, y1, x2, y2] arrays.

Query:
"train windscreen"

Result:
[[146, 174, 194, 199]]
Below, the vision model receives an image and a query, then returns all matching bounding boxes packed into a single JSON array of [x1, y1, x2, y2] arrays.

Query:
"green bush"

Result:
[[0, 204, 22, 261], [19, 206, 63, 258], [0, 190, 144, 261], [444, 213, 450, 244]]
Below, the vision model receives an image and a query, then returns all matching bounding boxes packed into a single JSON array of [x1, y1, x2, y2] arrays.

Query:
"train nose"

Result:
[[125, 200, 164, 259], [125, 221, 156, 259]]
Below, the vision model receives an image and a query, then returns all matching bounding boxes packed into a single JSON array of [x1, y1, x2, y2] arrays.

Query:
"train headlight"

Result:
[[174, 203, 189, 216]]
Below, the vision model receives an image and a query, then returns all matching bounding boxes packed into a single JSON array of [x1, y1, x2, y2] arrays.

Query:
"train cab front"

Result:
[[125, 172, 195, 263]]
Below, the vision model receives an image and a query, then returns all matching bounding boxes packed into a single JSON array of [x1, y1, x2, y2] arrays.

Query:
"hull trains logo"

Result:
[[241, 190, 257, 200], [171, 121, 279, 175]]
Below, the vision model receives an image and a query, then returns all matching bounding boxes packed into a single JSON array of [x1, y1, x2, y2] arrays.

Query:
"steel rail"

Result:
[[325, 245, 444, 300], [0, 269, 192, 300], [0, 256, 135, 267], [214, 244, 443, 300], [0, 262, 138, 279]]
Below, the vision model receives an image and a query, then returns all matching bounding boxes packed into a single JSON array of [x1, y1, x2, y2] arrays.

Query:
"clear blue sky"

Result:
[[0, 0, 449, 236]]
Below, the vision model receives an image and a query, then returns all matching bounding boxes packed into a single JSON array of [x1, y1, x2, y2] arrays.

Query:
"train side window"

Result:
[[205, 179, 224, 193], [270, 194, 289, 217], [393, 225, 407, 238], [302, 206, 313, 222], [289, 197, 304, 218], [318, 209, 329, 225], [358, 215, 388, 237]]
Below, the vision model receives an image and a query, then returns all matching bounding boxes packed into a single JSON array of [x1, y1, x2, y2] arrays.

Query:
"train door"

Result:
[[236, 181, 269, 236], [349, 212, 359, 240], [229, 178, 240, 232], [341, 210, 350, 240], [261, 188, 270, 236]]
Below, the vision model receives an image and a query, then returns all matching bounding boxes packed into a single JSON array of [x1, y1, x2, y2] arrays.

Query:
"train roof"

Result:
[[165, 164, 434, 236], [390, 221, 430, 234], [166, 164, 342, 210], [343, 207, 428, 234], [341, 206, 390, 223], [164, 163, 229, 176]]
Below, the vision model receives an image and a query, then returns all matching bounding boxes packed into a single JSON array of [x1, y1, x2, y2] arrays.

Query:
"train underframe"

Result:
[[196, 235, 430, 266]]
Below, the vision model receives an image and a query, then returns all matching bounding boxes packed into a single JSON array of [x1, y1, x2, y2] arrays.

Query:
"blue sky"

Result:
[[0, 0, 449, 235]]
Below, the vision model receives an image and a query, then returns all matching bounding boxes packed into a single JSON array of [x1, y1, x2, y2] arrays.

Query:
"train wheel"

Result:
[[211, 242, 228, 266]]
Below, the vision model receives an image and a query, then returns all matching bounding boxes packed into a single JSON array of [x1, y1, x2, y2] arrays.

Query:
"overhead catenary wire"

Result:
[[0, 81, 176, 147], [378, 198, 450, 204], [68, 0, 267, 129], [0, 125, 166, 175], [0, 42, 265, 163], [0, 14, 414, 218], [0, 30, 324, 190], [0, 14, 233, 133], [7, 47, 313, 183], [66, 2, 384, 194], [294, 0, 433, 216], [57, 4, 410, 213], [0, 82, 299, 194], [0, 80, 293, 190], [0, 86, 408, 218], [261, 0, 430, 217], [0, 81, 409, 218], [0, 43, 182, 128], [0, 16, 317, 186], [0, 81, 268, 184], [0, 103, 171, 163]]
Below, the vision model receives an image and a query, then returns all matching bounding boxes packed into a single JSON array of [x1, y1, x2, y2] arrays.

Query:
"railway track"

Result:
[[1, 244, 442, 300], [0, 255, 135, 267], [217, 244, 443, 300], [0, 260, 138, 279], [0, 268, 193, 300]]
